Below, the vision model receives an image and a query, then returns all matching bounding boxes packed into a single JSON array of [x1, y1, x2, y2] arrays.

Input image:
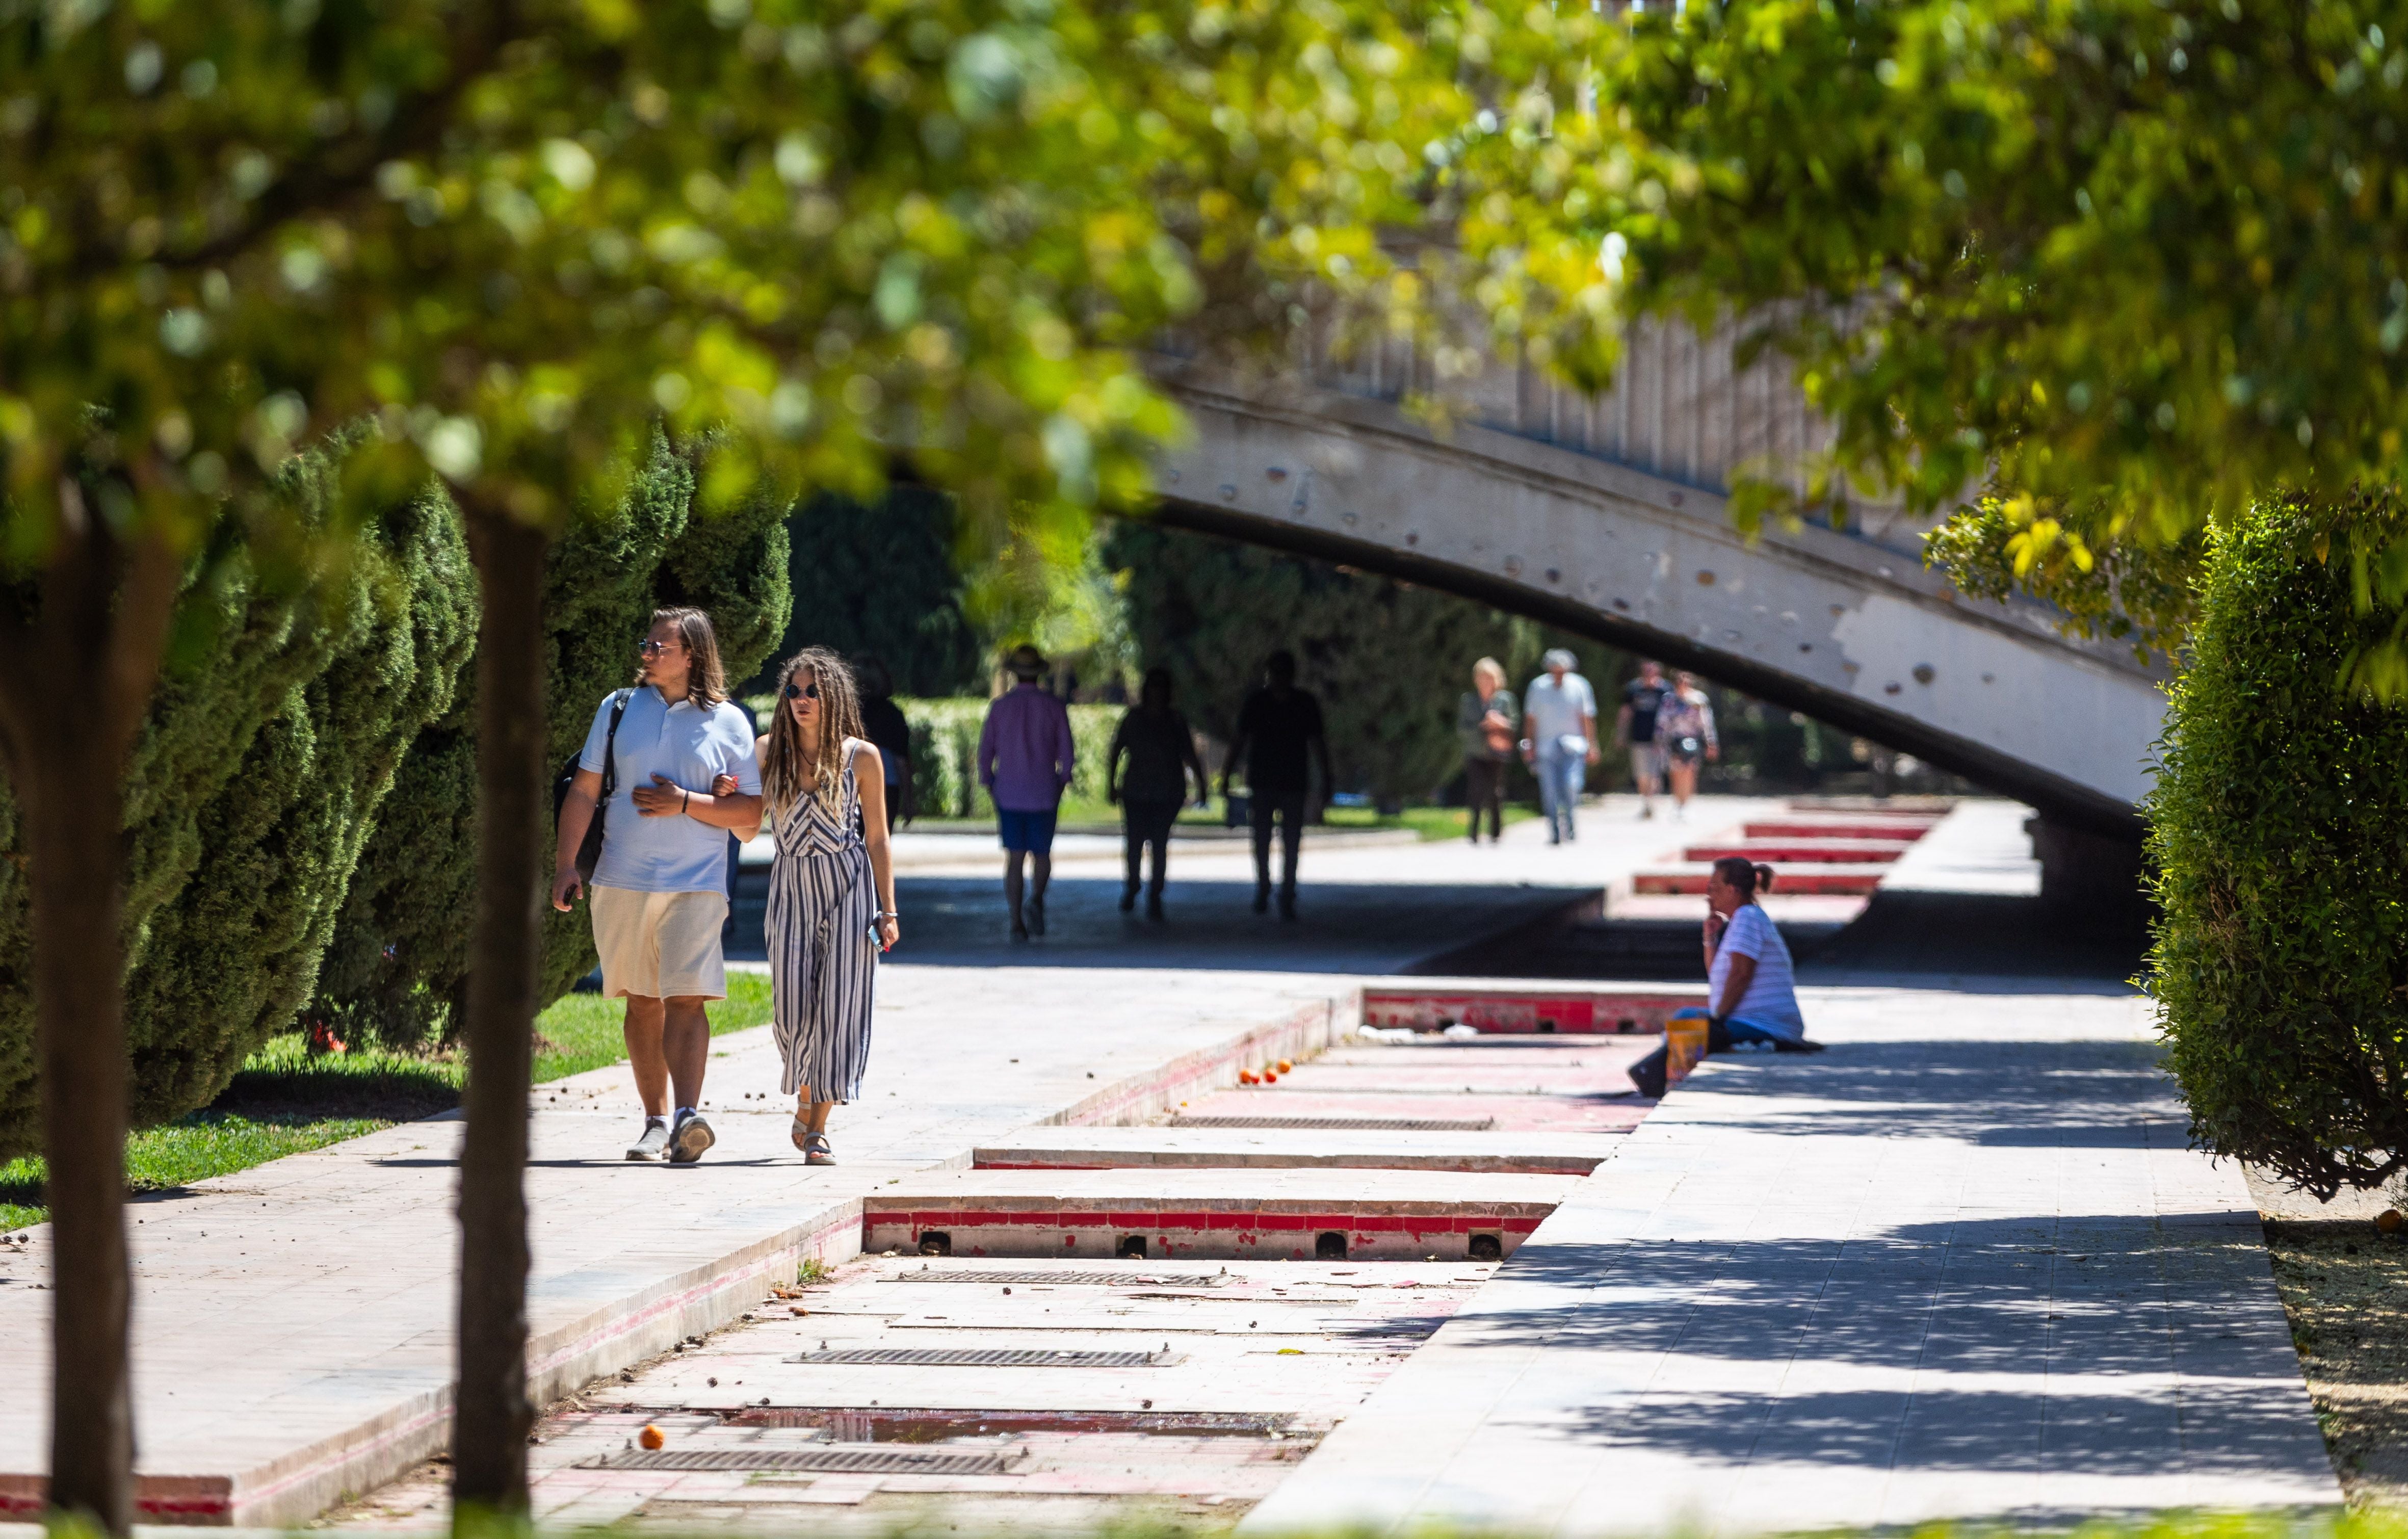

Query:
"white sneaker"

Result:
[[625, 1118, 670, 1161]]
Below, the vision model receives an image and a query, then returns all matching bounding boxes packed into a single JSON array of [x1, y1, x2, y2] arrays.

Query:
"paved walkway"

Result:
[[0, 798, 1713, 1525], [748, 795, 1776, 973], [0, 797, 2340, 1531], [0, 969, 1351, 1525], [1242, 814, 2336, 1534]]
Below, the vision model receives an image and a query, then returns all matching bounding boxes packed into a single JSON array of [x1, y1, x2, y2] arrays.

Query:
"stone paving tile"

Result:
[[321, 1257, 1476, 1534], [0, 967, 1349, 1526], [1239, 980, 2341, 1536]]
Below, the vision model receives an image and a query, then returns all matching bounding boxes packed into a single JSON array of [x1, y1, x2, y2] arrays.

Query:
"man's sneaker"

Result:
[[668, 1110, 716, 1164], [625, 1118, 670, 1162]]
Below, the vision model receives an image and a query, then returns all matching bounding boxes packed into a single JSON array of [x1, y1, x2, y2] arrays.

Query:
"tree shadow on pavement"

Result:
[[1431, 1214, 2312, 1480]]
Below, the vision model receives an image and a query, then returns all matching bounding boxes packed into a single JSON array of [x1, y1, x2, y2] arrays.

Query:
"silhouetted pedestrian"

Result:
[[1222, 650, 1331, 921], [976, 644, 1074, 941], [1457, 657, 1519, 843], [852, 653, 915, 830], [1615, 659, 1672, 820], [1523, 648, 1598, 843], [1107, 667, 1207, 921]]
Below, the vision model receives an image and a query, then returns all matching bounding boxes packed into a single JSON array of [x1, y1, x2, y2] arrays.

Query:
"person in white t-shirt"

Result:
[[1675, 856, 1821, 1052], [1520, 648, 1598, 844], [553, 608, 765, 1163]]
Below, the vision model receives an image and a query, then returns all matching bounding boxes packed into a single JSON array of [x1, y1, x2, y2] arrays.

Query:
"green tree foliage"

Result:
[[6, 0, 1609, 1521], [1563, 1, 2408, 664], [0, 458, 474, 1161], [2149, 499, 2408, 1198], [312, 435, 787, 1048], [756, 488, 980, 698]]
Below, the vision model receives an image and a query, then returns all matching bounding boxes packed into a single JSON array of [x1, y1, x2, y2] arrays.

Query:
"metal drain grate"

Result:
[[788, 1346, 1170, 1368], [580, 1444, 1020, 1476], [889, 1269, 1227, 1287], [1171, 1115, 1496, 1131]]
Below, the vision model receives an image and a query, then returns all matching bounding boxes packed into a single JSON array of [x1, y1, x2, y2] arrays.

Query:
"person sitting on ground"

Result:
[[976, 643, 1075, 941], [1676, 855, 1821, 1052], [1107, 666, 1208, 922]]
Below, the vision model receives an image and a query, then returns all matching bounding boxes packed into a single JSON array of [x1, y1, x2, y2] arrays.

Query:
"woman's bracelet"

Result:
[[681, 788, 691, 813], [873, 910, 899, 920]]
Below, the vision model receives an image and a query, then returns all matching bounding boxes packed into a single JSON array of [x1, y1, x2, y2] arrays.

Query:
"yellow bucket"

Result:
[[1664, 1019, 1709, 1083]]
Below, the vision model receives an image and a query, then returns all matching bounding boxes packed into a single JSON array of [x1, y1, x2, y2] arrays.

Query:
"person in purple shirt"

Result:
[[977, 644, 1076, 941]]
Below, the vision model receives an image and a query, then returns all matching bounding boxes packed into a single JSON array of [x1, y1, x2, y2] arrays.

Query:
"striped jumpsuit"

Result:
[[767, 743, 879, 1101]]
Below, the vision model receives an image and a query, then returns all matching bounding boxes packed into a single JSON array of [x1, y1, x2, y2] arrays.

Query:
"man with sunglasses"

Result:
[[554, 608, 763, 1165]]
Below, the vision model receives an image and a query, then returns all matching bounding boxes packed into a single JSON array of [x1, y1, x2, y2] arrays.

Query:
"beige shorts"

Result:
[[591, 886, 729, 1001]]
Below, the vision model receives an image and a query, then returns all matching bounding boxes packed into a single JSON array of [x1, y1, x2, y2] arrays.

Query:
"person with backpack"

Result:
[[552, 608, 762, 1165]]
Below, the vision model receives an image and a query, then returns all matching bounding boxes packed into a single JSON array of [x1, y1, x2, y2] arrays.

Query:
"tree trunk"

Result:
[[24, 699, 133, 1535], [450, 504, 551, 1526], [1, 515, 179, 1537]]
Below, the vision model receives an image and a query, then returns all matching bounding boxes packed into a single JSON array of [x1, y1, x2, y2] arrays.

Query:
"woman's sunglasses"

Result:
[[784, 681, 820, 700]]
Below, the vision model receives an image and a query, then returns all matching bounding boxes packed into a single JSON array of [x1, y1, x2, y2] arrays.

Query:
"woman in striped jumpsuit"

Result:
[[751, 647, 900, 1165]]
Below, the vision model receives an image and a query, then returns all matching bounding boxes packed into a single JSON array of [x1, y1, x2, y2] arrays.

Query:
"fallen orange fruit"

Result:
[[1263, 1072, 1278, 1084], [639, 1424, 665, 1451], [1276, 1059, 1293, 1073], [2381, 1210, 2405, 1236]]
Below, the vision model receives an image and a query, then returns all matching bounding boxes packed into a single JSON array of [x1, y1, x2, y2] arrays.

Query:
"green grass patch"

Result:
[[0, 972, 773, 1231]]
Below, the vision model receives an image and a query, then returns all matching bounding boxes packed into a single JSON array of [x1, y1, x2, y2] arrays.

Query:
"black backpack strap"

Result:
[[598, 688, 633, 800]]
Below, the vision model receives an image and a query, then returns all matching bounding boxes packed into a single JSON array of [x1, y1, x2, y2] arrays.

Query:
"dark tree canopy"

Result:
[[757, 488, 982, 698]]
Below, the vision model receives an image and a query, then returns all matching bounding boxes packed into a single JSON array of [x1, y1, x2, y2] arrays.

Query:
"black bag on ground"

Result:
[[1627, 1041, 1669, 1100], [555, 689, 633, 889]]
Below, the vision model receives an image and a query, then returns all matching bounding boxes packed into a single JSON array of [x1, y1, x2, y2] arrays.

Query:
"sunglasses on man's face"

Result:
[[637, 639, 683, 657], [784, 681, 820, 700]]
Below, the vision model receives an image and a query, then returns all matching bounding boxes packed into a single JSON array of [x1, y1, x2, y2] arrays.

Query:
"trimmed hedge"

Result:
[[898, 698, 1121, 819], [0, 447, 477, 1158], [2149, 497, 2408, 1199], [310, 432, 790, 1046]]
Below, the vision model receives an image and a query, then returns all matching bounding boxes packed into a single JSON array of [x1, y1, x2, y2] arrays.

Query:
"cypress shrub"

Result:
[[312, 433, 791, 1046], [0, 447, 477, 1158], [2149, 497, 2408, 1199], [754, 487, 982, 697]]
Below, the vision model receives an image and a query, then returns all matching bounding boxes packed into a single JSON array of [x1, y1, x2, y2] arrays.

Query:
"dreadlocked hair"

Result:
[[764, 646, 866, 819]]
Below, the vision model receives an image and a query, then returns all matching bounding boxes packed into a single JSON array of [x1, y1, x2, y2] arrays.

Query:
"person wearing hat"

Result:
[[976, 644, 1076, 940]]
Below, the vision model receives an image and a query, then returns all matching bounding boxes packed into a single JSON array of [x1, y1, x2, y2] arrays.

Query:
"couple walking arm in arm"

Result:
[[554, 612, 898, 1168]]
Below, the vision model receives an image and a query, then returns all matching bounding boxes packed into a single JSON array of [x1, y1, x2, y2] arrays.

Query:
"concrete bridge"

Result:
[[1148, 325, 2165, 893]]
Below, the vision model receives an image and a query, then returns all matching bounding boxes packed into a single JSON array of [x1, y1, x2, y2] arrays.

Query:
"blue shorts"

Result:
[[997, 806, 1058, 855]]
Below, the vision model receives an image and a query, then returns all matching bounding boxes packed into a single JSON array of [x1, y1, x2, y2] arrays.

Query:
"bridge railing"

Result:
[[1290, 313, 1936, 564]]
